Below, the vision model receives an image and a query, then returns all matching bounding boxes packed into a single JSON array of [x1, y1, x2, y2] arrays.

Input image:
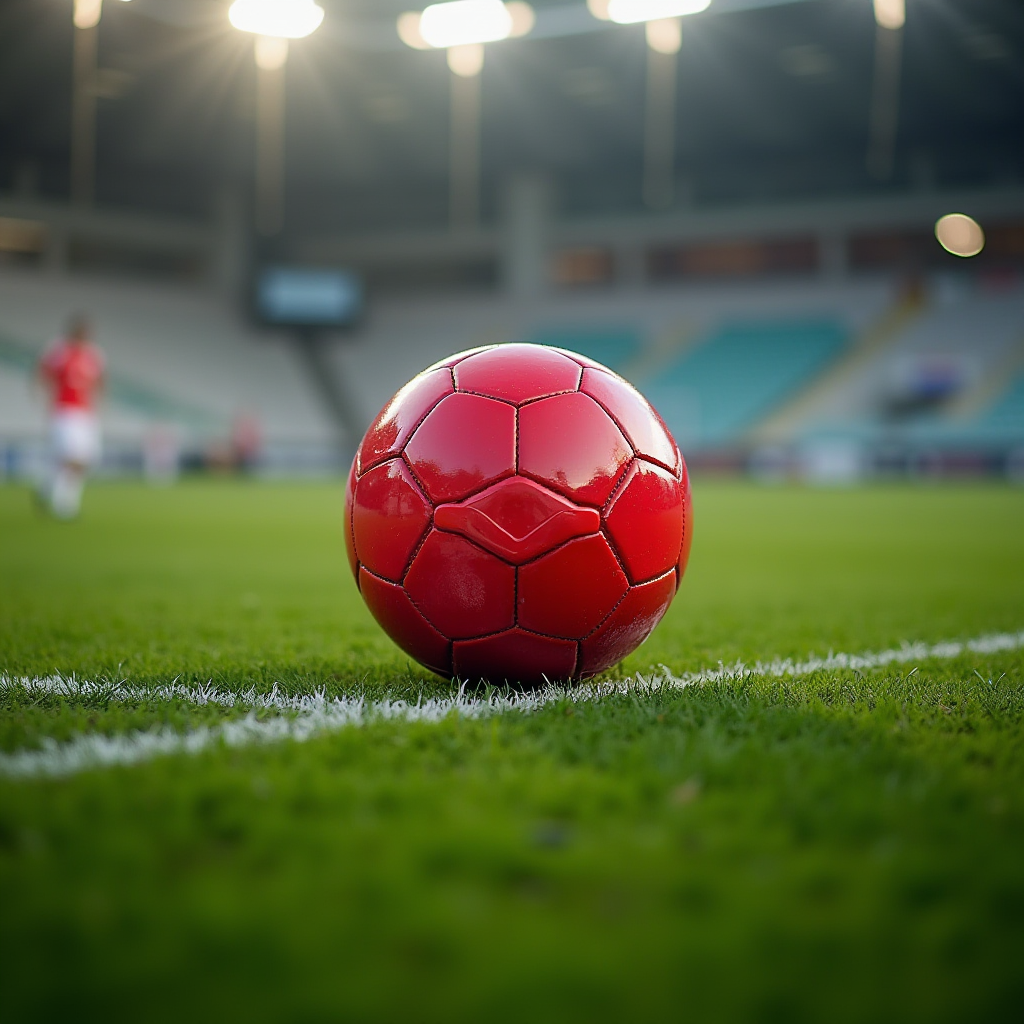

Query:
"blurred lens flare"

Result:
[[254, 35, 289, 71], [228, 0, 325, 39], [646, 17, 682, 54], [397, 11, 432, 49], [420, 0, 513, 49], [73, 0, 103, 30], [607, 0, 710, 25], [448, 42, 486, 76], [505, 2, 536, 38], [935, 213, 985, 258], [873, 0, 905, 31]]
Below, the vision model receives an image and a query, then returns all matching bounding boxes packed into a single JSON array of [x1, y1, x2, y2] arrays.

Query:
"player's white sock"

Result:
[[50, 467, 84, 519]]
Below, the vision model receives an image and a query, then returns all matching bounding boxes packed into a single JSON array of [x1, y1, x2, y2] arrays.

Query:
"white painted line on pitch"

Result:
[[655, 629, 1024, 689], [1, 629, 1021, 780]]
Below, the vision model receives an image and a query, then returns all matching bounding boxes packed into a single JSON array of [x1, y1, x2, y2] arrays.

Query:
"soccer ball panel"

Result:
[[579, 571, 676, 677], [358, 367, 454, 475], [580, 367, 680, 477], [518, 392, 632, 508], [605, 460, 685, 584], [405, 530, 516, 639], [359, 567, 451, 676], [352, 459, 432, 583], [453, 629, 577, 685], [517, 533, 629, 639], [405, 393, 516, 504], [453, 344, 582, 404]]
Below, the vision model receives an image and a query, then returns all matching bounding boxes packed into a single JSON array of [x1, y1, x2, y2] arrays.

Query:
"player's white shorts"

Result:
[[51, 410, 101, 466]]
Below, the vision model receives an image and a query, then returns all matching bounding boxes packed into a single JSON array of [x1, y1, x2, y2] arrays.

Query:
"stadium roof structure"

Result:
[[0, 0, 1021, 236]]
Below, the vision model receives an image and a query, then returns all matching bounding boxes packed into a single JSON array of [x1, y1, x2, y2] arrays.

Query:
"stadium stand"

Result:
[[3, 252, 1023, 478], [0, 267, 337, 473], [642, 319, 850, 449], [760, 285, 1024, 449], [332, 277, 894, 447]]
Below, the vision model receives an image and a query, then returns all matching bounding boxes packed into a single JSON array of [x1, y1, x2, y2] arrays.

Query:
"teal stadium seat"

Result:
[[968, 374, 1024, 442], [644, 320, 848, 448]]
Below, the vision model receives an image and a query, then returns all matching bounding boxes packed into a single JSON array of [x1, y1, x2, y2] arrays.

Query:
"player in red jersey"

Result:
[[37, 315, 106, 519]]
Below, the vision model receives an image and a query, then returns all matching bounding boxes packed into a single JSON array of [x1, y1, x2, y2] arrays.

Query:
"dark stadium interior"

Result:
[[2, 0, 1022, 233]]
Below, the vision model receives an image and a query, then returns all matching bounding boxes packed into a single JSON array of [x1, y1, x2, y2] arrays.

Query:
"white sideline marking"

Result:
[[1, 629, 1021, 780]]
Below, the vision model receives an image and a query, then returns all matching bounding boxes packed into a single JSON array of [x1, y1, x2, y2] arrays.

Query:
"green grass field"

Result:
[[1, 480, 1023, 1023]]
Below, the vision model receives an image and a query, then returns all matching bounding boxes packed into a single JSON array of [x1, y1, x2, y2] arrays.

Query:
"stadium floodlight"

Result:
[[397, 3, 534, 228], [606, 0, 710, 24], [873, 0, 905, 31], [419, 1, 513, 48], [599, 2, 701, 209], [935, 214, 985, 258], [228, 0, 325, 39], [398, 2, 533, 55], [227, 1, 325, 238]]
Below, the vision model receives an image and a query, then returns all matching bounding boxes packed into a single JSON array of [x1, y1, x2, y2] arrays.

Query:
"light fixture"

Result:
[[935, 214, 985, 258], [419, 1, 512, 48], [398, 2, 533, 51], [228, 0, 325, 39], [873, 0, 905, 30], [606, 0, 710, 25], [646, 17, 682, 53]]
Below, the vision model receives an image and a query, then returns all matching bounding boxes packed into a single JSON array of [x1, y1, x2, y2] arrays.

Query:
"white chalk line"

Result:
[[1, 629, 1021, 780]]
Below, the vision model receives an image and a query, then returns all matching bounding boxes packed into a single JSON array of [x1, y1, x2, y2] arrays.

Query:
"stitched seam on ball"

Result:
[[515, 469, 606, 512], [359, 565, 444, 628], [450, 389, 519, 407], [396, 386, 459, 460], [599, 522, 633, 586], [446, 346, 495, 372], [453, 626, 579, 646], [399, 450, 434, 505], [579, 568, 676, 641], [515, 388, 580, 408], [430, 519, 522, 569], [373, 562, 456, 643], [676, 498, 687, 569], [511, 530, 599, 569], [400, 515, 436, 586], [601, 458, 636, 516], [514, 406, 520, 474], [579, 382, 679, 477], [359, 379, 454, 475]]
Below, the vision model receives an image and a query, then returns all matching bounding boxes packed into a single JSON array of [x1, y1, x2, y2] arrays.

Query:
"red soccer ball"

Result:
[[344, 343, 692, 684]]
